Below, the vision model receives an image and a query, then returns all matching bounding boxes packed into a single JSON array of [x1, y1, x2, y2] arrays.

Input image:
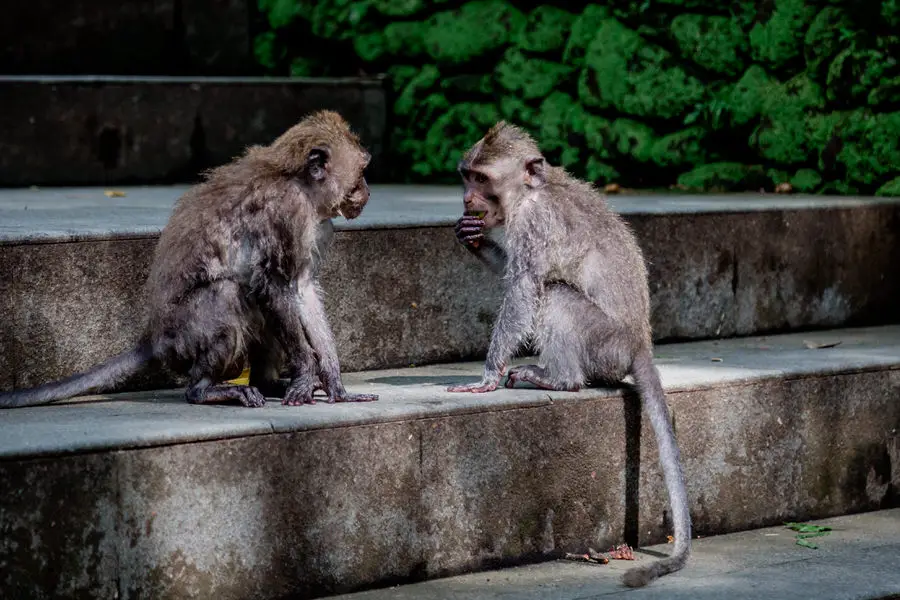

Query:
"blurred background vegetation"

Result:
[[255, 0, 900, 194]]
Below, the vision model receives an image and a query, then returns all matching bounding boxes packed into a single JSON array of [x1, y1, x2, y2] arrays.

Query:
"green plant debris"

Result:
[[785, 522, 833, 549]]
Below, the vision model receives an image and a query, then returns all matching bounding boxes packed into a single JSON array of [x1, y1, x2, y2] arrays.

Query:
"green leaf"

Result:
[[784, 522, 832, 533], [796, 538, 819, 549]]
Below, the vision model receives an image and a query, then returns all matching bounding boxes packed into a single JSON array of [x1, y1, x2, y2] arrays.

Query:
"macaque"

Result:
[[1, 111, 377, 409], [450, 122, 690, 587]]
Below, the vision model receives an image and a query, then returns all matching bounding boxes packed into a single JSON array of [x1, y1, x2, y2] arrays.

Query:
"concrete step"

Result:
[[0, 0, 257, 75], [1, 325, 898, 598], [0, 75, 387, 186], [1, 187, 899, 392], [333, 509, 900, 600]]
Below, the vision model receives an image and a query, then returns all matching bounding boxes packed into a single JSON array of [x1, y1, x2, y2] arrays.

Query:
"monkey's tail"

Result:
[[622, 349, 692, 588], [0, 343, 153, 409]]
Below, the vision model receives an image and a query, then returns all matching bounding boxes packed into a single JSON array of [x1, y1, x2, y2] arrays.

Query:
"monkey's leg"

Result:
[[269, 282, 377, 404], [506, 284, 592, 392], [186, 376, 267, 408], [169, 281, 267, 408], [505, 365, 581, 392], [448, 268, 538, 393]]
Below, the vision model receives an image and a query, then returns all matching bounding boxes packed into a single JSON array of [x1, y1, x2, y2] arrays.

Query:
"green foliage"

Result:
[[678, 163, 768, 191], [768, 168, 790, 185], [749, 0, 817, 68], [670, 14, 747, 75], [419, 103, 501, 176], [791, 169, 822, 192], [253, 32, 282, 70], [876, 175, 900, 196], [751, 75, 825, 164], [517, 6, 575, 54], [258, 0, 304, 28], [826, 49, 898, 105], [651, 127, 709, 167], [883, 0, 900, 27], [833, 111, 900, 185], [580, 18, 705, 119], [803, 8, 853, 78], [496, 49, 574, 99], [423, 1, 525, 65], [372, 0, 427, 17], [255, 0, 900, 193], [727, 66, 776, 125], [563, 5, 609, 65]]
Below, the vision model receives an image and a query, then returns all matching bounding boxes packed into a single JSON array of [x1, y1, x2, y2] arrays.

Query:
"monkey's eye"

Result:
[[472, 172, 489, 184]]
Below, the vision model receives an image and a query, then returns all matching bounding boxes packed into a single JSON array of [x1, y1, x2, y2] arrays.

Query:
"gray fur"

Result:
[[450, 121, 690, 586], [0, 110, 377, 409]]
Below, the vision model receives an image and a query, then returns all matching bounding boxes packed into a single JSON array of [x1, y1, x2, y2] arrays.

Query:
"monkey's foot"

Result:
[[187, 384, 267, 408], [327, 391, 379, 403], [283, 383, 316, 406], [505, 365, 581, 392], [447, 381, 498, 393]]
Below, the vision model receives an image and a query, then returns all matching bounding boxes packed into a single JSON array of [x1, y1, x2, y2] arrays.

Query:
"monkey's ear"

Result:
[[307, 147, 330, 182], [525, 157, 546, 188]]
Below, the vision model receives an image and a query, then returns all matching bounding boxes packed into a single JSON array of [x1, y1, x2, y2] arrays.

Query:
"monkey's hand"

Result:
[[455, 214, 485, 247], [447, 365, 505, 393], [283, 378, 316, 406]]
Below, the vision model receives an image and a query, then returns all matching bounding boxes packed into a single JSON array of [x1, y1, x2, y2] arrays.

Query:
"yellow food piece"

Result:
[[226, 367, 251, 385]]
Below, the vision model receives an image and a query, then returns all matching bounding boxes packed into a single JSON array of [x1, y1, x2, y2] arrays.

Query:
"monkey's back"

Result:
[[511, 168, 651, 342], [143, 158, 316, 340]]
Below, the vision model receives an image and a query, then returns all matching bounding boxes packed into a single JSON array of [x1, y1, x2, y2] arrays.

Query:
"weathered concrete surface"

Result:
[[333, 510, 900, 600], [4, 325, 898, 459], [0, 0, 256, 75], [1, 327, 898, 598], [0, 76, 387, 186], [1, 189, 898, 391], [4, 185, 900, 243]]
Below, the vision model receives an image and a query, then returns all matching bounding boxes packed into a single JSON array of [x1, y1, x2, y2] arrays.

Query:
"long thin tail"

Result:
[[622, 349, 691, 587], [0, 343, 153, 409]]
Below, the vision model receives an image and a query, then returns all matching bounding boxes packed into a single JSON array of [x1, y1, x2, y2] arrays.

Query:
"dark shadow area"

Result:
[[622, 383, 643, 548]]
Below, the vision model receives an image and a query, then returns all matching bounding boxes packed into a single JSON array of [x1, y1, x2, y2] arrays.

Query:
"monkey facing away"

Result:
[[0, 110, 378, 409], [448, 122, 690, 587]]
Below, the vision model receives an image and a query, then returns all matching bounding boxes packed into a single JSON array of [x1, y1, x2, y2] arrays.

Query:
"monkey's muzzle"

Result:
[[338, 182, 370, 220]]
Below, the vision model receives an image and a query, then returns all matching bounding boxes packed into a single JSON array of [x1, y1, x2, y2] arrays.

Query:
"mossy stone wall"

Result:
[[257, 0, 900, 194]]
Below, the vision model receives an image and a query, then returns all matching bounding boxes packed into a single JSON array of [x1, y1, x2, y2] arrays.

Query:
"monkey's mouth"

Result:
[[338, 191, 367, 220], [465, 211, 487, 219]]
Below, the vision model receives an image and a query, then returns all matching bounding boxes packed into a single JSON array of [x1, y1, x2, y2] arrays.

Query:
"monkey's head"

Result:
[[268, 110, 372, 220], [457, 121, 546, 229]]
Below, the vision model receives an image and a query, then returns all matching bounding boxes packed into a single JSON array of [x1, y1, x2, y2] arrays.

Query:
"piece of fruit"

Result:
[[226, 367, 251, 385]]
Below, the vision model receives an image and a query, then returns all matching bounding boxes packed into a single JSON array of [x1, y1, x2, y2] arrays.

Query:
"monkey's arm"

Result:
[[455, 215, 507, 275], [448, 266, 539, 393], [296, 281, 378, 403]]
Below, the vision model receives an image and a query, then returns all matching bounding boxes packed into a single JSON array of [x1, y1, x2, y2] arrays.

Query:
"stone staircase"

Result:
[[1, 3, 899, 598]]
